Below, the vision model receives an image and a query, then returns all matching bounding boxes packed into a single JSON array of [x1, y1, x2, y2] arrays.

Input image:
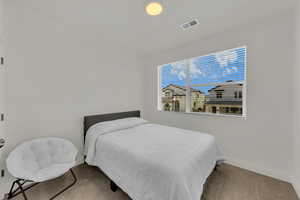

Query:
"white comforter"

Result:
[[85, 119, 222, 200]]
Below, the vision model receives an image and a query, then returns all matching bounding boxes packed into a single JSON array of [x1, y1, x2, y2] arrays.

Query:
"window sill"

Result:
[[157, 110, 247, 119]]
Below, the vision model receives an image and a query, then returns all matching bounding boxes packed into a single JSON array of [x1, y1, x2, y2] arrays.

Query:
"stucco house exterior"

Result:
[[161, 84, 205, 112], [161, 82, 243, 115], [205, 82, 243, 115]]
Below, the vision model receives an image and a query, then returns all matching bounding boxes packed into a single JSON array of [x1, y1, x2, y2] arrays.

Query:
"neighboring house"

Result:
[[205, 82, 243, 115], [161, 84, 205, 112]]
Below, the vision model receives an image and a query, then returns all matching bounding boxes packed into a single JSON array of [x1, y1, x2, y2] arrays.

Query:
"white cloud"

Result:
[[222, 66, 238, 76], [170, 60, 203, 80], [190, 59, 203, 78], [215, 49, 238, 68], [170, 61, 187, 80]]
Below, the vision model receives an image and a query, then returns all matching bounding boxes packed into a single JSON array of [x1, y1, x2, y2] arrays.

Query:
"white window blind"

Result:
[[158, 46, 247, 116]]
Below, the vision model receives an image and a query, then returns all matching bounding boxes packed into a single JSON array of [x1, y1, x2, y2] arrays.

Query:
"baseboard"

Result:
[[293, 181, 300, 199], [225, 158, 291, 183]]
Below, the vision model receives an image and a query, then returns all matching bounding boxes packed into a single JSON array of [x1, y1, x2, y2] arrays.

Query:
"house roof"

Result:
[[208, 81, 243, 92], [162, 84, 203, 93]]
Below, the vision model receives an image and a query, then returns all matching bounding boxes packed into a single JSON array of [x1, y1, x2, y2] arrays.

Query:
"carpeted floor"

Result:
[[5, 163, 299, 200]]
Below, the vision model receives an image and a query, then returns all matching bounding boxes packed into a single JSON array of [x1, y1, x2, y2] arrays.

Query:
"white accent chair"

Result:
[[6, 137, 78, 200]]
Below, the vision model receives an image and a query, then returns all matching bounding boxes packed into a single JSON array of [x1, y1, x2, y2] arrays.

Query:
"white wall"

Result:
[[0, 0, 8, 196], [0, 0, 143, 196], [293, 2, 300, 197], [143, 12, 294, 182]]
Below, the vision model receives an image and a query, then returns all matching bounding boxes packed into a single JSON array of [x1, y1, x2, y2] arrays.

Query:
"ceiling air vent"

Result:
[[180, 19, 199, 30]]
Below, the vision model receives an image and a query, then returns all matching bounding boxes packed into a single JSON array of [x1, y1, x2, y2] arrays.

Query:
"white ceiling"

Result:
[[6, 0, 297, 56]]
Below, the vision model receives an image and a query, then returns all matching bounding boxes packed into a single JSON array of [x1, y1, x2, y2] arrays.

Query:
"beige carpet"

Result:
[[6, 164, 299, 200]]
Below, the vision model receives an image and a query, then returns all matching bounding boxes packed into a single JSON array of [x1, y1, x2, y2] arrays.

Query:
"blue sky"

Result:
[[160, 47, 246, 94]]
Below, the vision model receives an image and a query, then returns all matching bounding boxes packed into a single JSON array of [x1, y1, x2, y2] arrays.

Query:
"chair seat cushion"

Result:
[[6, 137, 78, 182], [33, 162, 75, 182]]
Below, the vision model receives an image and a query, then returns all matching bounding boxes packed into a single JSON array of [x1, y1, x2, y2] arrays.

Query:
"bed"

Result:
[[84, 110, 222, 200]]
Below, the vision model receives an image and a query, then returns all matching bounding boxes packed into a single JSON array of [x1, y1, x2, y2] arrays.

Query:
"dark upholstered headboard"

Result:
[[83, 110, 140, 142]]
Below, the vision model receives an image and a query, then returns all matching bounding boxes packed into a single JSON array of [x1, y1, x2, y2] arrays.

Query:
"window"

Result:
[[225, 107, 230, 113], [165, 91, 172, 97], [216, 91, 223, 99], [239, 91, 242, 98], [158, 46, 246, 116]]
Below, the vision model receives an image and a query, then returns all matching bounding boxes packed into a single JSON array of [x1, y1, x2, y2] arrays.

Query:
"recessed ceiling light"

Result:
[[145, 1, 163, 16]]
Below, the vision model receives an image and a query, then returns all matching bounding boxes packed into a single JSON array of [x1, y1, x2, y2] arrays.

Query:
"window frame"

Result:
[[216, 91, 223, 99], [158, 46, 247, 118]]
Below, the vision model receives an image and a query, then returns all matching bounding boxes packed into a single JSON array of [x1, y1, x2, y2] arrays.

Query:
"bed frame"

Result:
[[83, 110, 141, 192]]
